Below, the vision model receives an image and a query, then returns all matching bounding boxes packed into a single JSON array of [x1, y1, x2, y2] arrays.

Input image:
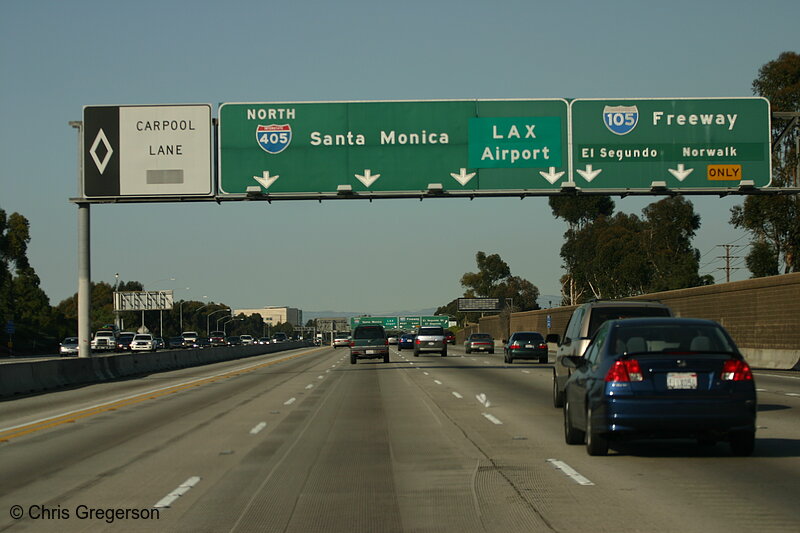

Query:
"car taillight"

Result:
[[510, 343, 520, 349], [538, 343, 547, 349], [721, 359, 753, 381], [349, 340, 354, 347], [415, 338, 421, 344], [384, 339, 389, 346], [605, 359, 644, 382]]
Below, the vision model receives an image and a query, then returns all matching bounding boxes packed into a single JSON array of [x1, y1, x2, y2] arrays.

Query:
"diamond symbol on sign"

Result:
[[89, 129, 113, 175]]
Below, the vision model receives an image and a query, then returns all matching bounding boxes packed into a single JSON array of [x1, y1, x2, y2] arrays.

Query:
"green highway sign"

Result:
[[570, 98, 772, 189], [398, 316, 421, 330], [218, 99, 569, 196], [349, 316, 450, 330], [350, 316, 398, 329]]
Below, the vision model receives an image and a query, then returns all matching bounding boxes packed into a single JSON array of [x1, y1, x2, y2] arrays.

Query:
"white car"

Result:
[[240, 334, 255, 345], [60, 337, 79, 356], [332, 334, 351, 347], [130, 333, 156, 352]]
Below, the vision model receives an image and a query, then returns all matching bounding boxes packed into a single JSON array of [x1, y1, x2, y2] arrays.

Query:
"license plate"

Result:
[[428, 342, 435, 346], [667, 372, 697, 389], [525, 344, 534, 348], [366, 350, 375, 355]]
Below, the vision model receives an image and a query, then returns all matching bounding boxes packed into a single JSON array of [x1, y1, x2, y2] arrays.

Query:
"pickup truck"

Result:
[[91, 330, 117, 352], [349, 325, 390, 364]]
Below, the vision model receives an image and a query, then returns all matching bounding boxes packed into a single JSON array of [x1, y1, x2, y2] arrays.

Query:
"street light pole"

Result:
[[207, 308, 231, 336]]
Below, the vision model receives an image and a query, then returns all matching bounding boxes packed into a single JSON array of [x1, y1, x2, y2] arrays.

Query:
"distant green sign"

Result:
[[570, 98, 771, 189], [218, 99, 569, 195], [349, 316, 450, 330]]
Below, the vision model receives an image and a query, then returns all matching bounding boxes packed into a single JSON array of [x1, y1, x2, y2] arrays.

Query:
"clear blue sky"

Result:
[[1, 0, 797, 315]]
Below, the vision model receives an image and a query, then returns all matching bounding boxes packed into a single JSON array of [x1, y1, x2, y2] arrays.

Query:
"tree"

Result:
[[458, 252, 540, 312], [548, 195, 615, 231], [731, 51, 800, 276], [642, 196, 704, 291]]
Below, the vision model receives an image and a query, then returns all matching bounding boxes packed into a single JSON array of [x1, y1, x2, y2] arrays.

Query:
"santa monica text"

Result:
[[309, 130, 449, 146]]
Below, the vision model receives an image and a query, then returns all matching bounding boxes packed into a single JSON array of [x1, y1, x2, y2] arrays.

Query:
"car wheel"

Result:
[[586, 406, 609, 456], [564, 399, 584, 445], [466, 349, 471, 354], [398, 346, 402, 351], [729, 430, 755, 456], [350, 355, 357, 365], [441, 349, 447, 357], [552, 374, 565, 408], [539, 356, 547, 364], [489, 350, 494, 354], [384, 353, 390, 363], [413, 350, 419, 357], [507, 353, 514, 364]]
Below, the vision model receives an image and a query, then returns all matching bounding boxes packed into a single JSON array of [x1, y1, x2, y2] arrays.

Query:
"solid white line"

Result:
[[154, 476, 201, 508], [284, 397, 296, 405], [249, 422, 267, 435], [547, 459, 595, 486], [452, 392, 463, 399], [482, 413, 503, 425]]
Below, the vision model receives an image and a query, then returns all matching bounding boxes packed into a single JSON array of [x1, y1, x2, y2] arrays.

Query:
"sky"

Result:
[[1, 0, 798, 316]]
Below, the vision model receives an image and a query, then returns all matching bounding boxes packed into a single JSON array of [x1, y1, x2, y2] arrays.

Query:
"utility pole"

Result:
[[717, 244, 742, 283]]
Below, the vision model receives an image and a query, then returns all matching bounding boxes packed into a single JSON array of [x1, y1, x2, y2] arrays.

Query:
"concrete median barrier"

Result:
[[0, 342, 309, 398]]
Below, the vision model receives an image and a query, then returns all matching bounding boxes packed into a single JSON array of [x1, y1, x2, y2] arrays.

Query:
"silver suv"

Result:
[[550, 300, 672, 407], [413, 326, 447, 357]]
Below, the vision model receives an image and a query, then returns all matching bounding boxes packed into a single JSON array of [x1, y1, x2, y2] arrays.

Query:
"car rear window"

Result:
[[588, 307, 670, 337], [471, 334, 492, 340], [512, 333, 543, 342], [418, 327, 443, 336], [353, 326, 385, 339]]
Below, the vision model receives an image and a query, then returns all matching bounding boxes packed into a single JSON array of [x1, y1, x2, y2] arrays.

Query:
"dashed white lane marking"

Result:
[[284, 397, 296, 405], [318, 375, 324, 379], [423, 372, 430, 376], [786, 392, 800, 397], [434, 380, 443, 385], [452, 392, 463, 399], [305, 384, 314, 390], [249, 422, 267, 435], [522, 370, 531, 374], [154, 476, 201, 508], [547, 459, 595, 486], [482, 413, 503, 425]]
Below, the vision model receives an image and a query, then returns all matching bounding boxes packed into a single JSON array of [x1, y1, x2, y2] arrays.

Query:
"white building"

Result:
[[234, 306, 303, 327]]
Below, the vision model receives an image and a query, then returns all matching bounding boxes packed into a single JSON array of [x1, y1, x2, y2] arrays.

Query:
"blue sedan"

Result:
[[562, 317, 756, 456], [397, 333, 415, 351]]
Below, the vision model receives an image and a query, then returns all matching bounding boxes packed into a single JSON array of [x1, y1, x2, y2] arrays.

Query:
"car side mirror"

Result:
[[545, 334, 559, 345], [561, 355, 586, 369], [502, 339, 507, 344]]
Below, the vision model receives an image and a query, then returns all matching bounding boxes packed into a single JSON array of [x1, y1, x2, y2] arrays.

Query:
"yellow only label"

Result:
[[707, 164, 742, 180]]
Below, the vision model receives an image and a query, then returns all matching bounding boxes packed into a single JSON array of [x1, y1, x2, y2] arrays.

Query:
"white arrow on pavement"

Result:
[[355, 169, 380, 188], [668, 163, 694, 181], [576, 164, 602, 183], [253, 170, 279, 190], [450, 168, 476, 186], [539, 167, 565, 185]]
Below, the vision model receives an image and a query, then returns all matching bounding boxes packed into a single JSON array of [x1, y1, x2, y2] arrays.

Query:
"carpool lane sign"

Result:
[[82, 104, 213, 198], [218, 99, 569, 195], [570, 97, 772, 189]]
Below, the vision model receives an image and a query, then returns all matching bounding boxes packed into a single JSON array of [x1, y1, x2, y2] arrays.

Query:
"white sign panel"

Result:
[[83, 104, 213, 198]]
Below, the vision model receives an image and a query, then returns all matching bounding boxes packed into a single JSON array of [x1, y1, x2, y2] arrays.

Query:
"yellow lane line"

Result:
[[0, 347, 325, 442]]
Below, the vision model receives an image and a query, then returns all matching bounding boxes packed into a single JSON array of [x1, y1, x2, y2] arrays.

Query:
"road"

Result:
[[1, 344, 799, 532]]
